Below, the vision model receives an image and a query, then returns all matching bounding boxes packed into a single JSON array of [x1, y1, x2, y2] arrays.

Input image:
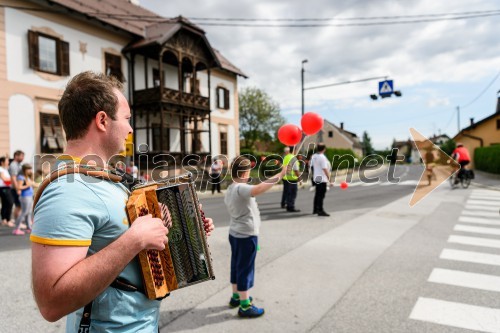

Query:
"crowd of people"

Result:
[[0, 150, 50, 235]]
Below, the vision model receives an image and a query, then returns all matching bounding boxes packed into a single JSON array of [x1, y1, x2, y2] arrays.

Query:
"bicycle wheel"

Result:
[[449, 175, 458, 189], [461, 175, 471, 189]]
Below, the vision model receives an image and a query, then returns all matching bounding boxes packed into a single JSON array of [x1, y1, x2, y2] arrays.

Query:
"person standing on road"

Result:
[[311, 143, 332, 217], [210, 158, 223, 194], [12, 164, 34, 235], [224, 155, 287, 318], [9, 150, 24, 221], [281, 147, 301, 212], [0, 156, 14, 227], [30, 71, 214, 332]]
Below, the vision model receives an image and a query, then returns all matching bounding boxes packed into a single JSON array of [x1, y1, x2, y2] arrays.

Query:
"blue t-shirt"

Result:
[[31, 172, 160, 332], [17, 175, 33, 197]]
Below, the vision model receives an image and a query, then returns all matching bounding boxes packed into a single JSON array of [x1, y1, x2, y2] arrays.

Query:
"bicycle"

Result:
[[449, 168, 473, 189]]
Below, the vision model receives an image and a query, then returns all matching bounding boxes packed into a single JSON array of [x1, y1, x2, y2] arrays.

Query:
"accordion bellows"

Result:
[[126, 173, 215, 300]]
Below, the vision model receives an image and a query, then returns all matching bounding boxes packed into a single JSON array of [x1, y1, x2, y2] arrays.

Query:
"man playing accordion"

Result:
[[30, 71, 214, 332]]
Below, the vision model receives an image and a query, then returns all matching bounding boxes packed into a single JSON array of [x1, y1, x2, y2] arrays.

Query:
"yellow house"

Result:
[[453, 94, 500, 168]]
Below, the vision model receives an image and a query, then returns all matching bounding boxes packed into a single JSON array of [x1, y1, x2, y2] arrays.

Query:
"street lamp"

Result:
[[301, 59, 308, 116]]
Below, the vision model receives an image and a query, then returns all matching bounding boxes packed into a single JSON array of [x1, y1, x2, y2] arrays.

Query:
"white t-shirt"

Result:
[[311, 153, 330, 183], [0, 167, 10, 187], [224, 183, 261, 237]]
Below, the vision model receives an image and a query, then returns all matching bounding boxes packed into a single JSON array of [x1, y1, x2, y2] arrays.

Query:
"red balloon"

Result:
[[301, 112, 324, 136], [340, 181, 348, 190], [277, 124, 302, 146]]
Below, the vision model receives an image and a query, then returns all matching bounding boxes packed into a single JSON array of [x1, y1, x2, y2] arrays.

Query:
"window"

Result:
[[105, 53, 124, 82], [220, 132, 228, 155], [28, 30, 69, 76], [40, 113, 66, 154], [497, 119, 500, 130], [151, 124, 170, 152], [216, 87, 230, 110], [328, 131, 333, 138], [152, 68, 164, 87]]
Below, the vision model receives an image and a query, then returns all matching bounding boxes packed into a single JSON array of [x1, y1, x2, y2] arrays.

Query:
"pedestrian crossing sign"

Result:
[[379, 80, 394, 96]]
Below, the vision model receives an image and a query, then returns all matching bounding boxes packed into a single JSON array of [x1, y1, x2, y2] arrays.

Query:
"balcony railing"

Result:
[[133, 87, 210, 110]]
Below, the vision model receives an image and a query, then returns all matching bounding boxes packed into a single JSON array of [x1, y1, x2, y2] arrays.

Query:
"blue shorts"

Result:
[[229, 235, 258, 292]]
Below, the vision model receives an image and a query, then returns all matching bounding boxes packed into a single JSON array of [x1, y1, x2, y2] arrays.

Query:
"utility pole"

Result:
[[301, 59, 308, 116], [456, 106, 460, 133]]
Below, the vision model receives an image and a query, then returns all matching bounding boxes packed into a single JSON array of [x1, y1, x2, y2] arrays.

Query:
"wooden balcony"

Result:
[[133, 87, 210, 111]]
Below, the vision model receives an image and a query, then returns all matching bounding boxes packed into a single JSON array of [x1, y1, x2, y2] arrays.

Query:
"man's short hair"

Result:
[[317, 143, 326, 152], [456, 142, 464, 147], [13, 150, 24, 157], [230, 156, 252, 179], [58, 71, 124, 140]]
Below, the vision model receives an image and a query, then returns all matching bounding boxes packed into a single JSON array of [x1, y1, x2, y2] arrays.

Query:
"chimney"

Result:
[[497, 90, 500, 114], [340, 122, 344, 130], [470, 118, 474, 127]]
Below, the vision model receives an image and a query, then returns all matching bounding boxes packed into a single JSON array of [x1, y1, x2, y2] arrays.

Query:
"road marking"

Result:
[[461, 210, 499, 218], [467, 200, 500, 207], [410, 297, 500, 333], [398, 180, 420, 186], [465, 205, 499, 212], [440, 248, 500, 266], [472, 191, 500, 197], [469, 196, 500, 202], [428, 268, 500, 292], [459, 216, 500, 226], [448, 235, 500, 249], [380, 182, 394, 186], [454, 224, 500, 236]]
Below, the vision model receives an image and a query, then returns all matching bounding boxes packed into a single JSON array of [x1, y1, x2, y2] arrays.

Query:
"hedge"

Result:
[[474, 146, 500, 174]]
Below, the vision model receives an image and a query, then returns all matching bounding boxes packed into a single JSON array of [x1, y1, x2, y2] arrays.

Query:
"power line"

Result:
[[3, 5, 500, 27], [460, 70, 500, 109], [194, 13, 500, 27], [188, 9, 500, 22]]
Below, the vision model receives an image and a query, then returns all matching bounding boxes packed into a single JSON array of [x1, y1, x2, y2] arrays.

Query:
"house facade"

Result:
[[453, 93, 500, 168], [301, 120, 363, 157], [0, 0, 245, 168]]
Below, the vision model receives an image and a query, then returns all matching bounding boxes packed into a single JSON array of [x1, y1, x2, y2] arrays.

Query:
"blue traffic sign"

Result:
[[378, 80, 394, 96]]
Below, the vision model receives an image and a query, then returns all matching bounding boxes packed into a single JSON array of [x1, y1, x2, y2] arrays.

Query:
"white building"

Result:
[[0, 0, 246, 168]]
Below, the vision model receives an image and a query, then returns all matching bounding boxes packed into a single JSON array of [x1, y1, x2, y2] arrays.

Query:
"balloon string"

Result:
[[293, 134, 308, 156]]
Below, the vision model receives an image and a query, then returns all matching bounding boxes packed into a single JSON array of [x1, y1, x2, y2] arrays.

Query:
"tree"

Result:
[[239, 87, 285, 149], [440, 139, 456, 156], [361, 131, 375, 156]]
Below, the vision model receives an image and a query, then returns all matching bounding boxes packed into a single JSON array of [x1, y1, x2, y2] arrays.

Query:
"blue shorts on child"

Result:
[[229, 234, 258, 291]]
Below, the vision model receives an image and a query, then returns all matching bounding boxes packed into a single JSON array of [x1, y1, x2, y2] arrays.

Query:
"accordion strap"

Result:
[[33, 166, 123, 212]]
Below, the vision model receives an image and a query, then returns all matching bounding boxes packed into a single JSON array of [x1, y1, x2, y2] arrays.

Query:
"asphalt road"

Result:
[[0, 164, 423, 252]]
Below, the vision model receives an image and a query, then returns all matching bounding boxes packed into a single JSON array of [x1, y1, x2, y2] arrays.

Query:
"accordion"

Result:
[[126, 173, 215, 300]]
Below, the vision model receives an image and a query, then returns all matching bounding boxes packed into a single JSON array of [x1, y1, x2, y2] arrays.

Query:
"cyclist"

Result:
[[451, 143, 471, 183]]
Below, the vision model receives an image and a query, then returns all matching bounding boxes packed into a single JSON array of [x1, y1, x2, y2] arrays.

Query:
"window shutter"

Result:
[[28, 30, 39, 70], [224, 88, 230, 109], [60, 40, 70, 76], [216, 87, 221, 108]]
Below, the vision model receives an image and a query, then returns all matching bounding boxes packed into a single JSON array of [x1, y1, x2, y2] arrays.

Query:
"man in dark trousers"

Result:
[[310, 143, 331, 216]]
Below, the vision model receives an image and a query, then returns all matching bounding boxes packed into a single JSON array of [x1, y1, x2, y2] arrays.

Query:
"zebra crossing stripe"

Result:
[[440, 248, 500, 266], [448, 235, 500, 249], [465, 205, 499, 212], [454, 224, 500, 236], [428, 268, 500, 292], [459, 216, 500, 226], [472, 191, 500, 197], [410, 297, 500, 333], [461, 210, 499, 218], [467, 200, 500, 207], [469, 196, 500, 202]]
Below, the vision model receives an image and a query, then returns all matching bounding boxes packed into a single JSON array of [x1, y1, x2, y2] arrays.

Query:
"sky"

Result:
[[140, 0, 500, 149]]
